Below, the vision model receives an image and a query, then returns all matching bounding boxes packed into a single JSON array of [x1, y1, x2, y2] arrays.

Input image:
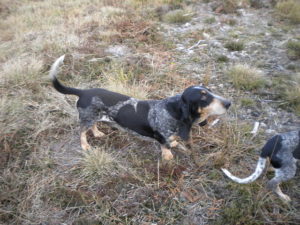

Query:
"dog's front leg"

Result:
[[169, 135, 178, 148], [80, 129, 91, 150], [186, 129, 193, 149], [161, 145, 174, 161]]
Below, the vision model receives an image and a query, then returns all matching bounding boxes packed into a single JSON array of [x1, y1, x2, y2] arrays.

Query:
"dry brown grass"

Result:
[[276, 0, 300, 24], [214, 0, 250, 14]]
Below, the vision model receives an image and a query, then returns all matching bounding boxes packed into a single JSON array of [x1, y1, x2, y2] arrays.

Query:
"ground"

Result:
[[1, 0, 300, 224]]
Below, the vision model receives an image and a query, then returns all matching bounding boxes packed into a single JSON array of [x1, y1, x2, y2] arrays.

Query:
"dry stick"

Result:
[[187, 40, 205, 51], [157, 159, 160, 188], [250, 121, 260, 139], [209, 118, 220, 128]]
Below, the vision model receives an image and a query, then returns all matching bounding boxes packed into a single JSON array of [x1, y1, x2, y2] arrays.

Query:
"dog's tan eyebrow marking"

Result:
[[200, 90, 207, 94]]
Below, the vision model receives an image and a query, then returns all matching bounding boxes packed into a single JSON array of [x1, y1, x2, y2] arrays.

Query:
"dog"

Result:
[[49, 55, 231, 160], [222, 130, 300, 202]]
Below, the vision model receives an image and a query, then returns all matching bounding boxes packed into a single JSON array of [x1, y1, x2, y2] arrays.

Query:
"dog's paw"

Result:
[[81, 143, 91, 151], [93, 130, 105, 138], [280, 194, 291, 203], [162, 151, 174, 161]]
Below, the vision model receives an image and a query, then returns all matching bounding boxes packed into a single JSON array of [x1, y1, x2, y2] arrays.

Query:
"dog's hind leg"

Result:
[[91, 124, 105, 138], [267, 163, 297, 202], [79, 108, 98, 150], [80, 128, 91, 151], [80, 120, 94, 151], [274, 185, 291, 202]]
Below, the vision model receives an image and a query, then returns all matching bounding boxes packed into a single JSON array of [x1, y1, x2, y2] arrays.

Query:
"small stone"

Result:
[[105, 45, 131, 57], [266, 129, 276, 135], [260, 122, 267, 128], [251, 111, 260, 117]]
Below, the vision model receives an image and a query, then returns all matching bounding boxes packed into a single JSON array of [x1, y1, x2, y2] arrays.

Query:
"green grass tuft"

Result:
[[276, 0, 300, 24], [204, 16, 216, 24], [227, 64, 267, 90], [163, 9, 192, 24], [286, 40, 300, 60], [240, 97, 256, 107], [216, 54, 229, 63], [225, 40, 245, 51], [272, 73, 300, 115]]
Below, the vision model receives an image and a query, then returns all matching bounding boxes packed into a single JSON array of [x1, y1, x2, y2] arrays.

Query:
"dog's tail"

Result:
[[221, 157, 267, 184], [49, 55, 82, 96]]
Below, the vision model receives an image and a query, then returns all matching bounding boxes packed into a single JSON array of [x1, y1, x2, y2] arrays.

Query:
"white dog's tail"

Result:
[[49, 55, 65, 80], [49, 55, 82, 96], [221, 157, 267, 184]]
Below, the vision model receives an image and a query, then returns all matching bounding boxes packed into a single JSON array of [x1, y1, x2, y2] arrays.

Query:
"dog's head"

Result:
[[177, 86, 231, 140], [181, 86, 231, 122]]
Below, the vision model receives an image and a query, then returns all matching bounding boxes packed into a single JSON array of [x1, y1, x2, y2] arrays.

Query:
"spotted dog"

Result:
[[50, 55, 231, 160], [222, 130, 300, 202]]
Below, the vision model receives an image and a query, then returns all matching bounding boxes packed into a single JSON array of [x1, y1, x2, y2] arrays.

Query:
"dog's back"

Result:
[[261, 130, 300, 168]]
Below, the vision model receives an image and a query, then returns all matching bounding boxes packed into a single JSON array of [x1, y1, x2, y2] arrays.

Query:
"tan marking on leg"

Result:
[[168, 135, 178, 148], [169, 135, 176, 142], [80, 130, 91, 150], [91, 124, 105, 137], [170, 140, 178, 148], [275, 185, 291, 202], [161, 146, 173, 161]]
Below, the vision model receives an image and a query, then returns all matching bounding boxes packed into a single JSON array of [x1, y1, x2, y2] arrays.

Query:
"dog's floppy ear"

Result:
[[166, 98, 191, 141], [178, 97, 193, 141]]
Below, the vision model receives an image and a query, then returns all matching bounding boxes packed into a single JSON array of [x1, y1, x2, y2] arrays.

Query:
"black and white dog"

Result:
[[50, 55, 231, 160], [222, 130, 300, 202]]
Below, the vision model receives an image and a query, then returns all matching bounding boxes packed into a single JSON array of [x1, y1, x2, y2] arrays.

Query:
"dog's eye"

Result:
[[200, 90, 207, 95]]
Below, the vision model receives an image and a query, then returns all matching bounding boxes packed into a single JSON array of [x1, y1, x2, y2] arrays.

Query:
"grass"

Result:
[[240, 97, 256, 107], [216, 54, 229, 63], [282, 74, 300, 115], [226, 18, 237, 26], [286, 40, 300, 60], [81, 147, 121, 178], [1, 0, 300, 224], [215, 0, 249, 14], [276, 0, 300, 24], [204, 16, 216, 24], [272, 73, 300, 115], [284, 85, 300, 113], [163, 9, 192, 24], [227, 64, 267, 90], [225, 40, 245, 51]]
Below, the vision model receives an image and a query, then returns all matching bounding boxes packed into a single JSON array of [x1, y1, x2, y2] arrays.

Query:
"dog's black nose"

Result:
[[198, 120, 207, 127], [224, 101, 231, 109]]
